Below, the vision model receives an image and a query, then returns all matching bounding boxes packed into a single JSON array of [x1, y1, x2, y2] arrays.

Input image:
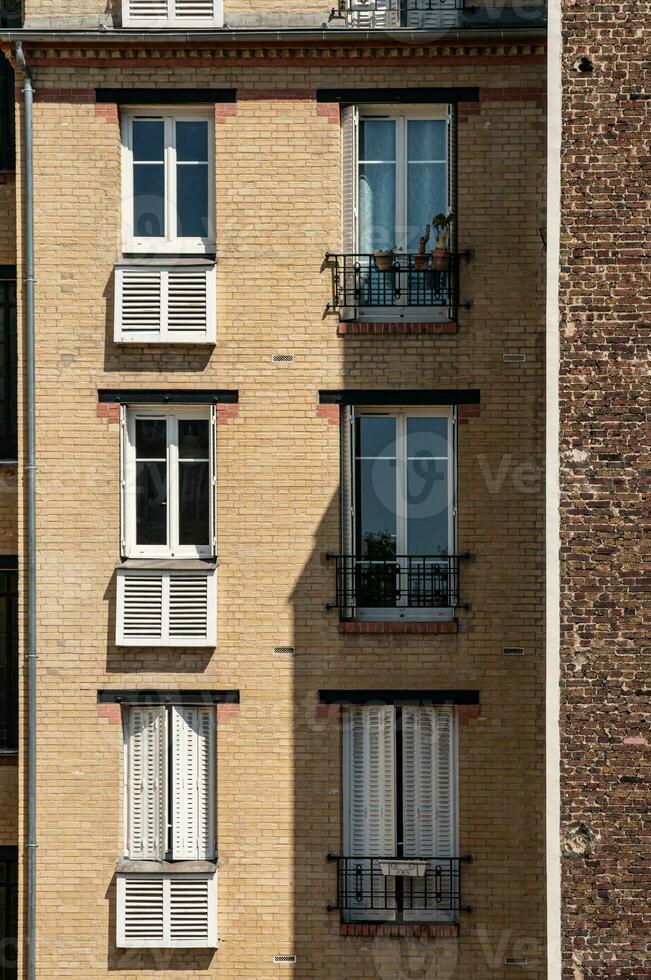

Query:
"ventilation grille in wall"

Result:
[[273, 954, 297, 964], [123, 0, 223, 27], [116, 568, 217, 647], [502, 353, 526, 364], [504, 956, 528, 967], [501, 646, 525, 657], [271, 354, 295, 364], [115, 264, 216, 344], [273, 646, 295, 656], [117, 873, 218, 948]]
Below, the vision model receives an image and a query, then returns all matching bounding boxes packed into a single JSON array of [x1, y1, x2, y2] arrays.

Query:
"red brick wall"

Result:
[[559, 1, 650, 976]]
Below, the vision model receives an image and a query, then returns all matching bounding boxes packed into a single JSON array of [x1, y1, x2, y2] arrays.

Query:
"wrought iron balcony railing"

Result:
[[324, 252, 459, 319], [330, 0, 463, 30], [327, 855, 472, 923], [327, 554, 466, 614]]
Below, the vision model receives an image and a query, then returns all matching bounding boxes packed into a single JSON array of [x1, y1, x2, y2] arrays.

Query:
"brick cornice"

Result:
[[0, 39, 546, 69]]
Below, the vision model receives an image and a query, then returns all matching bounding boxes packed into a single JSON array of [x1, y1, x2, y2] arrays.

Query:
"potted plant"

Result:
[[374, 247, 396, 272], [431, 212, 454, 272], [413, 223, 430, 271]]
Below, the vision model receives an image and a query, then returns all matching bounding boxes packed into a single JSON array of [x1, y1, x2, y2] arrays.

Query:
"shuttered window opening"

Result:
[[117, 569, 216, 647], [342, 704, 457, 923], [122, 0, 223, 30], [115, 265, 216, 344], [117, 874, 217, 948], [124, 704, 216, 862]]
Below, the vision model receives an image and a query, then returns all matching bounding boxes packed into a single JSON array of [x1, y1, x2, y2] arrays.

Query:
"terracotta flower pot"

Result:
[[374, 251, 394, 272], [432, 248, 450, 272], [413, 254, 429, 271]]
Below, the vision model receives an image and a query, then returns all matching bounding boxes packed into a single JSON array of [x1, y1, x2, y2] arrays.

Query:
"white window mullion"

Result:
[[396, 117, 408, 251]]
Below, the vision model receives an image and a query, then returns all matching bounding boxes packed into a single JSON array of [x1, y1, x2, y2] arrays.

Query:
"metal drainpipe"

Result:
[[14, 39, 37, 980]]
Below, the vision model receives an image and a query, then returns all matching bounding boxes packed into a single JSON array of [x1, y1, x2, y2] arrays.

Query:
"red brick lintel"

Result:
[[341, 923, 459, 938], [339, 621, 458, 635], [338, 321, 457, 336], [0, 754, 18, 766]]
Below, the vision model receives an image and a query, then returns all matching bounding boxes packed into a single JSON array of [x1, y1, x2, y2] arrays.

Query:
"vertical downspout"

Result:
[[546, 0, 563, 975], [14, 40, 36, 980]]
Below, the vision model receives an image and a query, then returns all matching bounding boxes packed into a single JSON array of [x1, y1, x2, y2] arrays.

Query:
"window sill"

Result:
[[116, 858, 218, 874], [338, 321, 457, 337], [341, 923, 459, 938], [339, 621, 458, 635], [115, 256, 216, 268], [0, 459, 18, 466], [116, 558, 218, 570]]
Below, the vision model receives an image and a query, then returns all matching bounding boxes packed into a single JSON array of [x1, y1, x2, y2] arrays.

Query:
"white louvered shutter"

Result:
[[117, 874, 217, 948], [115, 266, 216, 344], [340, 105, 359, 322], [117, 569, 216, 647], [343, 705, 396, 920], [118, 876, 165, 946], [347, 0, 396, 28], [123, 0, 222, 26], [127, 707, 167, 861], [171, 706, 216, 860], [402, 706, 457, 920]]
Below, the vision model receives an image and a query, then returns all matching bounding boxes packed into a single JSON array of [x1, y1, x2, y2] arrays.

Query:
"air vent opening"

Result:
[[271, 354, 295, 363], [273, 954, 297, 964], [273, 646, 295, 656], [505, 956, 528, 967], [501, 646, 525, 657], [502, 352, 526, 364]]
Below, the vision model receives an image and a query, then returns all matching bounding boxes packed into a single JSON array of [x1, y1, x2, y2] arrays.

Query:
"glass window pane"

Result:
[[135, 419, 167, 459], [134, 164, 165, 238], [407, 162, 446, 252], [176, 163, 209, 238], [178, 462, 210, 545], [407, 416, 449, 555], [357, 459, 397, 558], [407, 417, 448, 458], [178, 419, 209, 460], [132, 120, 164, 162], [359, 163, 396, 253], [358, 417, 396, 459], [136, 461, 167, 546], [359, 120, 396, 161], [407, 120, 446, 161], [176, 121, 208, 162]]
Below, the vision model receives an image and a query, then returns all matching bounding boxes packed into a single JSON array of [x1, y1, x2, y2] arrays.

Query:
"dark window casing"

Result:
[[0, 567, 18, 750], [0, 278, 17, 461]]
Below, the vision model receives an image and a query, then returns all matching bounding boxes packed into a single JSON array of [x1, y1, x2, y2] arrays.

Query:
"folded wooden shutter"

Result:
[[127, 707, 167, 860], [343, 705, 396, 920], [402, 706, 457, 920], [171, 706, 216, 860]]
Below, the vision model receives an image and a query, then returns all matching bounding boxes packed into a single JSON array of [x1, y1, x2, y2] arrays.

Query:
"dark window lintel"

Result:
[[319, 389, 480, 406], [316, 87, 479, 105], [98, 690, 240, 706], [95, 88, 236, 105], [319, 690, 480, 705], [98, 389, 238, 405]]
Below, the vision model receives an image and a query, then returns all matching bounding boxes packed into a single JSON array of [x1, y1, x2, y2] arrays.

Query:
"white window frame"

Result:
[[354, 104, 450, 322], [122, 704, 217, 862], [121, 109, 216, 256], [122, 405, 216, 559], [349, 405, 456, 621]]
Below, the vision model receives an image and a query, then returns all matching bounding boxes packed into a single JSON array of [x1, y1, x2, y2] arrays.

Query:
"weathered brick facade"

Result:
[[558, 0, 650, 976], [0, 7, 550, 978]]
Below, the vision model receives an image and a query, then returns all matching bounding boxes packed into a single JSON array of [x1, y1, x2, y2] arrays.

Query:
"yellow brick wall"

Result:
[[8, 48, 546, 979], [0, 765, 18, 844]]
